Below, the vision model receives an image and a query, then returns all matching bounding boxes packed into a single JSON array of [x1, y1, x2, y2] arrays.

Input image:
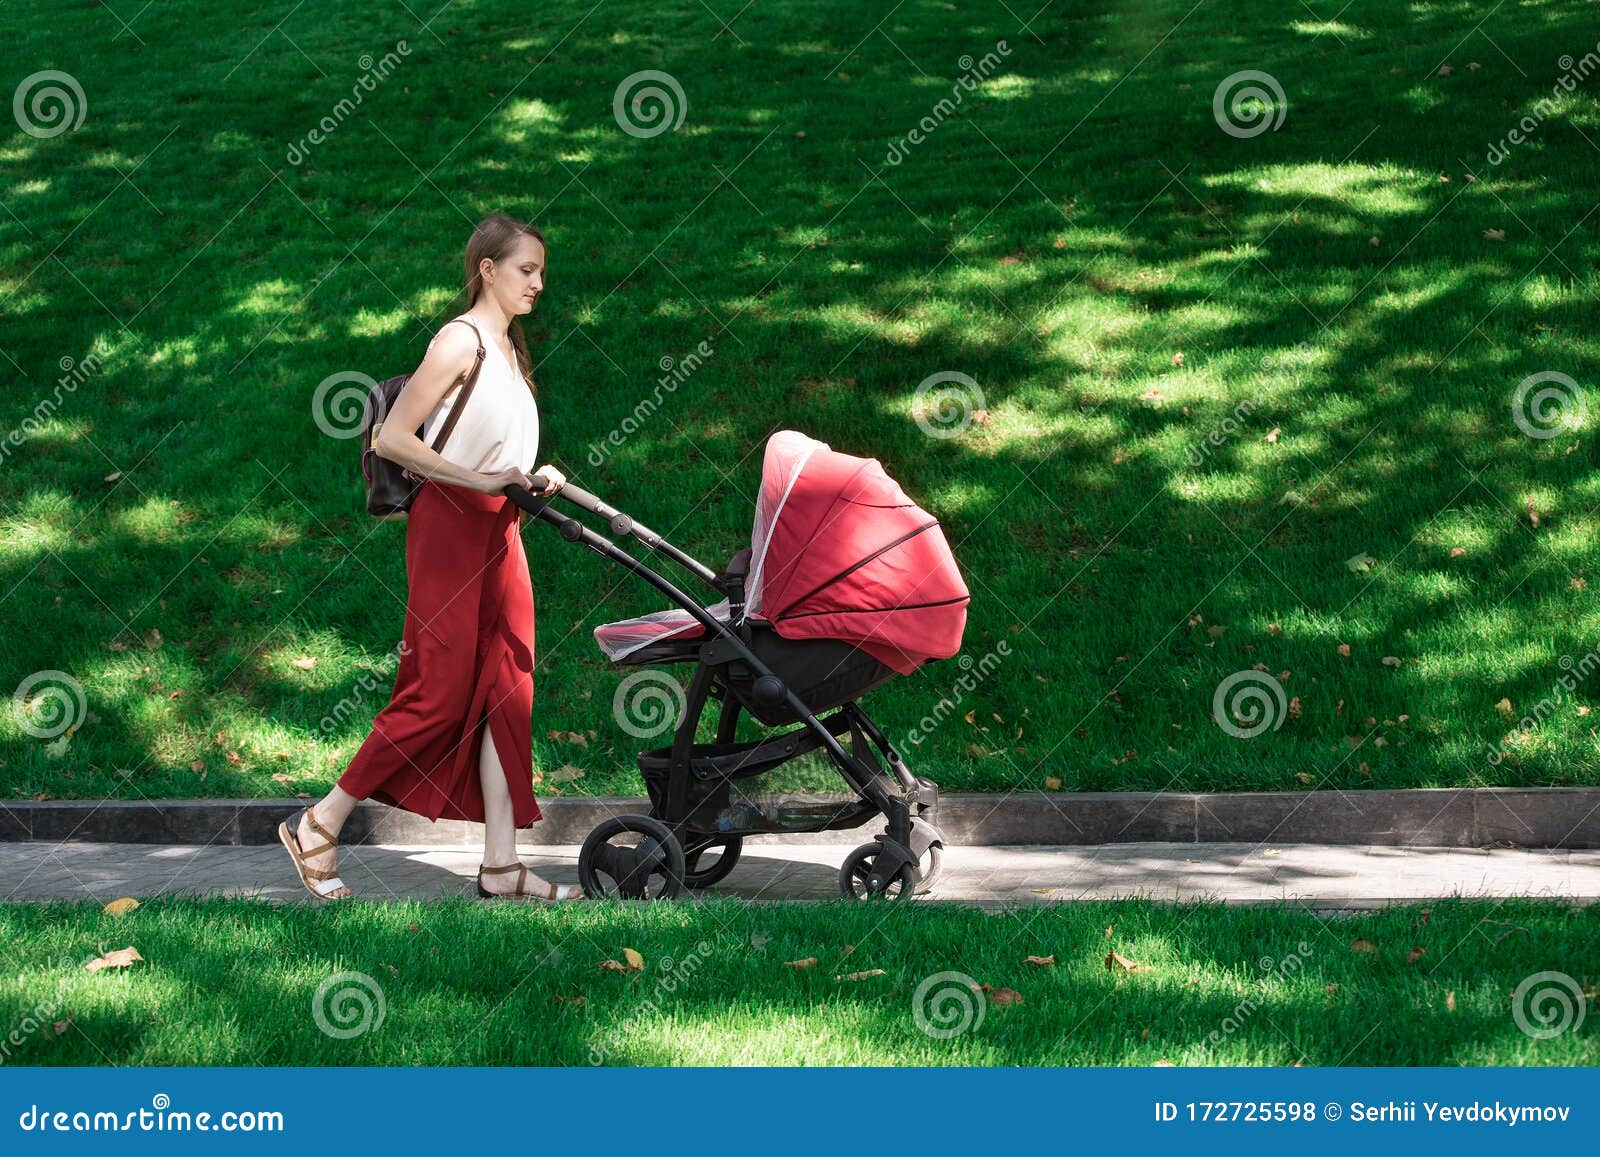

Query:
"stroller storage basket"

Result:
[[638, 709, 878, 836]]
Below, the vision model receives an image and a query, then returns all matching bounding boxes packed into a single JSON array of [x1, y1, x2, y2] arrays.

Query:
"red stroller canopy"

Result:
[[593, 430, 969, 673], [746, 431, 968, 675]]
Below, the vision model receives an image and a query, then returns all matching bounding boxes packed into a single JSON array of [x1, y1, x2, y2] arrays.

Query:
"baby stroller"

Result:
[[503, 430, 969, 900]]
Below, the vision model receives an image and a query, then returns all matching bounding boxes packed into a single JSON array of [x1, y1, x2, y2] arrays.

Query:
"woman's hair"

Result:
[[463, 213, 543, 398]]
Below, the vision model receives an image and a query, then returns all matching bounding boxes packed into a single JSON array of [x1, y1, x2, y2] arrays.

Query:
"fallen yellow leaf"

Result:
[[84, 946, 144, 973], [599, 949, 644, 973]]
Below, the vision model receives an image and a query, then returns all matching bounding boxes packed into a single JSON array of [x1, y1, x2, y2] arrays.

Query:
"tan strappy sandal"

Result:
[[278, 806, 353, 901], [476, 861, 583, 902]]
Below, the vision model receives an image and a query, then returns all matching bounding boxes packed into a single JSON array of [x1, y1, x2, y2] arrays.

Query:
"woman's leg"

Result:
[[312, 786, 361, 833], [290, 786, 361, 898], [478, 713, 519, 868], [476, 715, 562, 894]]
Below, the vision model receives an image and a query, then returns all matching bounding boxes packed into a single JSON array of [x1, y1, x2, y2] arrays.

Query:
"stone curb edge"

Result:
[[2, 788, 1598, 848]]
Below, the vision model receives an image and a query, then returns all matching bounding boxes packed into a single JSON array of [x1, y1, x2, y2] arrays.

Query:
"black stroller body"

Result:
[[505, 430, 969, 900]]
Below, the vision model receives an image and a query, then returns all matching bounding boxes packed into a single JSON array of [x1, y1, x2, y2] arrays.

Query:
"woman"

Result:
[[278, 213, 582, 903]]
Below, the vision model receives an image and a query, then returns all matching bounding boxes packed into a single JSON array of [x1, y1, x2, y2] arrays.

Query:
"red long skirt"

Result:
[[337, 478, 542, 827]]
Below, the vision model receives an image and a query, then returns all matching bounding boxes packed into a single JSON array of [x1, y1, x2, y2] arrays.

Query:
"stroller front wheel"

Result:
[[840, 842, 918, 901], [578, 815, 687, 900], [915, 842, 944, 894]]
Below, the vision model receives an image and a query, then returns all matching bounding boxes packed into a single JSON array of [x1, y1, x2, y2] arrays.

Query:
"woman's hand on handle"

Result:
[[531, 464, 566, 495]]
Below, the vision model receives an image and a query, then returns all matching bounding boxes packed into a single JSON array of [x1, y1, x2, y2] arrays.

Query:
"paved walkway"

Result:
[[4, 840, 1600, 908]]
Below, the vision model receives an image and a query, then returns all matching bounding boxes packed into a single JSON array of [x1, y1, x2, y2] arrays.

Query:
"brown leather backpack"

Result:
[[360, 317, 486, 519]]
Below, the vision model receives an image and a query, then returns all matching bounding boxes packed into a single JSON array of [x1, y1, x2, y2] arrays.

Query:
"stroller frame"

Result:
[[503, 478, 943, 900]]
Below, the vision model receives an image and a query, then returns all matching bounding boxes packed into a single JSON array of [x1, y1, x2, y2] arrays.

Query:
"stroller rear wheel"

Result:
[[682, 834, 743, 889], [840, 841, 918, 901], [578, 815, 686, 900]]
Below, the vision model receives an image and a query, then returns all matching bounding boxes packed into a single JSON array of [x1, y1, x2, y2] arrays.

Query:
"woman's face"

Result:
[[488, 235, 545, 314]]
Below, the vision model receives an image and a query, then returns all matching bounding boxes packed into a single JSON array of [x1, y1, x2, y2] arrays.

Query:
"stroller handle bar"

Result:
[[525, 473, 596, 513], [503, 479, 720, 587]]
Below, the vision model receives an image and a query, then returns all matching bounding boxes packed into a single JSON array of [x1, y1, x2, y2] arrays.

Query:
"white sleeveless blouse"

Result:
[[420, 316, 540, 475]]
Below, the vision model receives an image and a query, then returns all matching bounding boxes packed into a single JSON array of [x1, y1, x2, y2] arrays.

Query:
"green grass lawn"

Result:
[[2, 896, 1596, 1065], [3, 0, 1599, 805]]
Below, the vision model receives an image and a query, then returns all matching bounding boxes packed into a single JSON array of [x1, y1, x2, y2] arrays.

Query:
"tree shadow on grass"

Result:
[[0, 0, 1596, 800]]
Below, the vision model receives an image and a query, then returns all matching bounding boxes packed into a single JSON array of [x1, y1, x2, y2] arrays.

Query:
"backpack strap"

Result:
[[425, 317, 487, 454]]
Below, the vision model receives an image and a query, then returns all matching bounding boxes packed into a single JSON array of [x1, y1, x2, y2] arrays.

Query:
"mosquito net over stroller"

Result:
[[595, 430, 969, 678]]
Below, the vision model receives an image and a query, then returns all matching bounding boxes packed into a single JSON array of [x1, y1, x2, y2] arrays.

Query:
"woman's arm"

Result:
[[374, 324, 533, 494]]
